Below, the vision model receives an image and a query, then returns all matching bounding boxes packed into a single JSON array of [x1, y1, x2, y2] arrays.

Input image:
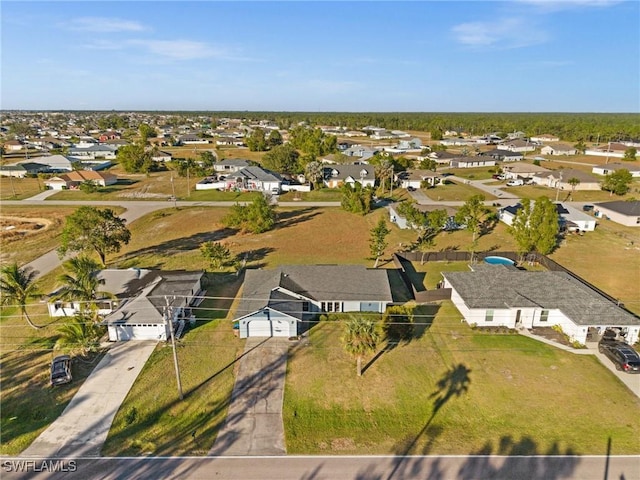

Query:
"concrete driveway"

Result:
[[209, 338, 288, 456], [21, 340, 157, 457]]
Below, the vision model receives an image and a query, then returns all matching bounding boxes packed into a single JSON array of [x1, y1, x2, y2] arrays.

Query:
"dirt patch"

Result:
[[530, 327, 572, 347], [331, 438, 356, 451], [0, 216, 52, 243]]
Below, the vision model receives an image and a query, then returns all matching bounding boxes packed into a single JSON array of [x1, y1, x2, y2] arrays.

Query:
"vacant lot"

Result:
[[283, 301, 640, 455], [0, 177, 42, 200], [111, 206, 418, 271], [0, 206, 79, 266]]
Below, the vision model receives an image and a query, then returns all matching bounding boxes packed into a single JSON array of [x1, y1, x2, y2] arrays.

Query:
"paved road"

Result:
[[2, 454, 638, 479], [20, 341, 157, 458], [209, 338, 288, 456]]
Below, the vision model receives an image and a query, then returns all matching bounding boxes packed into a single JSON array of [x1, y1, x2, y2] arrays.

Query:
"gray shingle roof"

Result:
[[443, 266, 640, 326], [593, 200, 640, 217], [235, 265, 393, 319]]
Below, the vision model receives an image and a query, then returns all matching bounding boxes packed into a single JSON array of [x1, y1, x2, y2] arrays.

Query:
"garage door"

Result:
[[248, 319, 290, 337], [112, 325, 164, 341]]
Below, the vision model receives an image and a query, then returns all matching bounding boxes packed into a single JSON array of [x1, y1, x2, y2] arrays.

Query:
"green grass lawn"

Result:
[[102, 275, 245, 456], [283, 301, 640, 455], [424, 180, 498, 201]]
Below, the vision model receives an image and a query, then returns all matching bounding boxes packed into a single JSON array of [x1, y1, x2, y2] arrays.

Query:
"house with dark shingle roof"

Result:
[[443, 264, 640, 345], [323, 164, 375, 188], [233, 265, 394, 338], [593, 201, 640, 227]]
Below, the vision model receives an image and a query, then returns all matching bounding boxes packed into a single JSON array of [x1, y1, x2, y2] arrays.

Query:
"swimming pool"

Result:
[[484, 256, 516, 266]]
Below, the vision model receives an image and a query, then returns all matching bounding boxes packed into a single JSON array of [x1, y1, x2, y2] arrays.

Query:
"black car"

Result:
[[50, 355, 72, 386], [598, 342, 640, 373], [407, 186, 416, 192]]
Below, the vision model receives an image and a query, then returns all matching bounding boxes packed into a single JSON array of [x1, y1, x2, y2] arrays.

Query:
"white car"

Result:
[[506, 179, 524, 187]]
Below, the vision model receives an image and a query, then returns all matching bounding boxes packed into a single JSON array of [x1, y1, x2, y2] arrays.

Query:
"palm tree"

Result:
[[341, 315, 381, 376], [567, 177, 580, 199], [54, 256, 113, 319], [56, 313, 103, 357], [0, 263, 41, 329]]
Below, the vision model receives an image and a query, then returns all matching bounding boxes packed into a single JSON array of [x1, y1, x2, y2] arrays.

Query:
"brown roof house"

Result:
[[44, 170, 117, 190]]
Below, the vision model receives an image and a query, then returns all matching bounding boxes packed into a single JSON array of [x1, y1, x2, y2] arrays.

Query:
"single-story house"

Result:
[[178, 134, 209, 145], [426, 151, 459, 164], [497, 140, 536, 153], [47, 269, 204, 341], [68, 145, 117, 160], [443, 264, 640, 345], [389, 203, 459, 230], [530, 134, 560, 143], [213, 159, 251, 173], [4, 140, 25, 151], [479, 149, 524, 162], [449, 156, 496, 169], [532, 169, 601, 191], [499, 202, 596, 232], [44, 170, 118, 190], [151, 150, 173, 162], [223, 165, 283, 193], [501, 163, 552, 180], [342, 146, 378, 160], [233, 265, 394, 338], [397, 169, 441, 189], [323, 164, 375, 188], [540, 143, 577, 156], [593, 201, 640, 227], [585, 142, 627, 159], [0, 155, 78, 177], [592, 163, 640, 178]]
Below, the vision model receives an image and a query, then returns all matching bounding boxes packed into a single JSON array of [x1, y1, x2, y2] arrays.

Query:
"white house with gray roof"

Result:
[[323, 164, 375, 188], [233, 265, 394, 338], [593, 201, 640, 227], [443, 264, 640, 345], [48, 268, 204, 341], [221, 166, 283, 193]]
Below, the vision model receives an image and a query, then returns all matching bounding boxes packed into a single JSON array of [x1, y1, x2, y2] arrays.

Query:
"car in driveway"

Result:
[[506, 179, 524, 186], [598, 341, 640, 373], [50, 355, 72, 386]]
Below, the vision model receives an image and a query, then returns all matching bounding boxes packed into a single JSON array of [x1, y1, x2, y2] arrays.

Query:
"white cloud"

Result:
[[128, 39, 228, 61], [66, 17, 147, 33], [452, 17, 548, 49]]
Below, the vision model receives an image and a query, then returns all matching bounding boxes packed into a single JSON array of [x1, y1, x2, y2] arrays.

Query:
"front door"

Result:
[[515, 310, 522, 327]]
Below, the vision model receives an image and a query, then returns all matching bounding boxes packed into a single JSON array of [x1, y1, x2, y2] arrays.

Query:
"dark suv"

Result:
[[598, 341, 640, 373], [50, 355, 72, 386]]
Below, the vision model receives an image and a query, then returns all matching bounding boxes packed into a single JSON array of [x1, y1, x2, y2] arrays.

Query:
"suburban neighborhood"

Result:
[[1, 108, 639, 480]]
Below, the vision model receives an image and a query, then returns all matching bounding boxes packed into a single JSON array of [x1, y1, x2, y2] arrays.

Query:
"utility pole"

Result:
[[165, 296, 183, 400], [170, 173, 177, 208], [555, 172, 563, 203]]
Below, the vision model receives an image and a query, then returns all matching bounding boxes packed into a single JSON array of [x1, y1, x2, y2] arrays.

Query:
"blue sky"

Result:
[[2, 1, 638, 112]]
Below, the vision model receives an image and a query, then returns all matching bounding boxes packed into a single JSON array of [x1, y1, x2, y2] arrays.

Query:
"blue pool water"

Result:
[[484, 256, 516, 266]]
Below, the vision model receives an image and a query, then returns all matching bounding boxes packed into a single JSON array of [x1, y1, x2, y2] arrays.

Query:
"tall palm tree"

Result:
[[341, 315, 381, 377], [0, 263, 41, 329], [54, 256, 114, 319]]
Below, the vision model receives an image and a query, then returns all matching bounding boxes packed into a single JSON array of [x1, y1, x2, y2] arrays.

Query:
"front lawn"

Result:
[[423, 180, 498, 201], [102, 275, 244, 456], [283, 301, 640, 455]]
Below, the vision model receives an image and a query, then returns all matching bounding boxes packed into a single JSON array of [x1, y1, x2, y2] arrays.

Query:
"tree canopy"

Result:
[[508, 197, 560, 257], [58, 207, 131, 266], [454, 194, 492, 246], [116, 144, 154, 173], [369, 218, 390, 268], [601, 169, 633, 196], [262, 143, 300, 173], [341, 315, 381, 377], [223, 195, 277, 234], [341, 183, 373, 215]]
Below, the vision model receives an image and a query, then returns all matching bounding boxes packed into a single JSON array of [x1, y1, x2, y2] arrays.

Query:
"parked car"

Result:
[[582, 204, 594, 212], [492, 174, 505, 180], [407, 186, 416, 192], [506, 179, 524, 187], [598, 341, 640, 373], [50, 355, 72, 386]]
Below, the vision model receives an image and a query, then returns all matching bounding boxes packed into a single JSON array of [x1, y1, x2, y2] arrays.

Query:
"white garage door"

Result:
[[248, 319, 289, 337], [112, 325, 164, 341]]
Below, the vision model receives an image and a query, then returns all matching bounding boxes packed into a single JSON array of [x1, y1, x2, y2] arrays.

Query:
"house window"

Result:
[[540, 310, 549, 322], [302, 302, 309, 312], [327, 302, 334, 312], [334, 302, 341, 313], [485, 310, 494, 322], [321, 302, 326, 312]]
